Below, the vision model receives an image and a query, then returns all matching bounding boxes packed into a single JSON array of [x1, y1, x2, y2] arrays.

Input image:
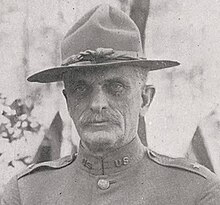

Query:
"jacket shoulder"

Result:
[[17, 153, 77, 180], [146, 148, 215, 179]]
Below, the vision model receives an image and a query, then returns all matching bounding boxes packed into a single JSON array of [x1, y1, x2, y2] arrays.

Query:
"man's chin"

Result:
[[82, 131, 121, 151], [83, 130, 116, 141]]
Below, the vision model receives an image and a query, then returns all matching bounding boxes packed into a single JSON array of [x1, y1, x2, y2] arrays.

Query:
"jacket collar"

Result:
[[75, 137, 146, 175]]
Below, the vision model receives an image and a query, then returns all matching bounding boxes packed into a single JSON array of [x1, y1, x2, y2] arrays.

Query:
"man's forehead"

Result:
[[63, 66, 143, 82]]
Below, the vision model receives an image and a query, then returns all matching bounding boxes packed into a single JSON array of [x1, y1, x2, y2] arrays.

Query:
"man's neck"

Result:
[[80, 137, 139, 158]]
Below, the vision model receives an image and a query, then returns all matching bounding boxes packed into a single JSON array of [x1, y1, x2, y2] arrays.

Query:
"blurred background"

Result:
[[0, 0, 220, 195]]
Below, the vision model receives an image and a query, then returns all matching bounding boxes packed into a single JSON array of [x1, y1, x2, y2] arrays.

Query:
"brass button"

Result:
[[97, 179, 110, 190]]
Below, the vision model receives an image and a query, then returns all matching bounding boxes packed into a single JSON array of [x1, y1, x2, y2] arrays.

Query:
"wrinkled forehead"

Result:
[[63, 66, 146, 84]]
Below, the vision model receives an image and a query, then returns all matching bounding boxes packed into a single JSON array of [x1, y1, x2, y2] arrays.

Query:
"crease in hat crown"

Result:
[[27, 4, 180, 83]]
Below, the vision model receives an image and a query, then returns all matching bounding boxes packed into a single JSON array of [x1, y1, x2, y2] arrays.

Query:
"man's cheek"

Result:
[[116, 103, 130, 124], [68, 105, 81, 123]]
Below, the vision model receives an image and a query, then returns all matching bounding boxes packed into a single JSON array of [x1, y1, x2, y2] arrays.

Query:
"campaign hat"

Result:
[[28, 4, 180, 83]]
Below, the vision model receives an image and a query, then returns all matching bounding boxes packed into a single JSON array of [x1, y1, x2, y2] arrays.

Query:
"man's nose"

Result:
[[89, 88, 108, 113]]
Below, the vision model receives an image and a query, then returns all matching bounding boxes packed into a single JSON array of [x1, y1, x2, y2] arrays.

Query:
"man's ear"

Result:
[[140, 85, 155, 116]]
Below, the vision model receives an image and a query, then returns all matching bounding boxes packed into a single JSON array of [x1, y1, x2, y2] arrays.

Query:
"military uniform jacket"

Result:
[[1, 137, 220, 205]]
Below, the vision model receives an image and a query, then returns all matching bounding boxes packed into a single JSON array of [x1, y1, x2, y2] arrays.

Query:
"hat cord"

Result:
[[61, 48, 145, 66]]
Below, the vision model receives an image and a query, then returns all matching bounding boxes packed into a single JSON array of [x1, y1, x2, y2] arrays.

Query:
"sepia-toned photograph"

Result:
[[0, 0, 220, 204]]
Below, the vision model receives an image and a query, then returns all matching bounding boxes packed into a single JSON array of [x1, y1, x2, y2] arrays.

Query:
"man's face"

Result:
[[63, 66, 147, 153]]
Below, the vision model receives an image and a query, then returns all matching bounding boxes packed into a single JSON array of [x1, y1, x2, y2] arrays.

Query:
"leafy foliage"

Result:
[[0, 93, 43, 166]]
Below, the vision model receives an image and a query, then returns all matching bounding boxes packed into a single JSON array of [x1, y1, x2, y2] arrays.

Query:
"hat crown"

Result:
[[61, 4, 143, 62]]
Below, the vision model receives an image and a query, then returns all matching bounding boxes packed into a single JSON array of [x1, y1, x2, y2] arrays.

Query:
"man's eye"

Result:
[[111, 83, 123, 90], [108, 82, 125, 94], [73, 84, 88, 93]]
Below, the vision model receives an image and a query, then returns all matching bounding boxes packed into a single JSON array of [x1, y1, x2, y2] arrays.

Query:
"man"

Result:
[[1, 4, 220, 205]]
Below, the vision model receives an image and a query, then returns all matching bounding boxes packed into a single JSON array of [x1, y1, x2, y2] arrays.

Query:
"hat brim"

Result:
[[27, 59, 180, 83]]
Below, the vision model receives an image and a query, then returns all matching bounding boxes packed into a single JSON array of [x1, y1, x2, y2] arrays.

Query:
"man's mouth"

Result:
[[84, 120, 109, 126]]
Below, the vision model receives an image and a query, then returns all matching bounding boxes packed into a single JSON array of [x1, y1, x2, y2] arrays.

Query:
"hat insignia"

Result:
[[62, 48, 139, 66]]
